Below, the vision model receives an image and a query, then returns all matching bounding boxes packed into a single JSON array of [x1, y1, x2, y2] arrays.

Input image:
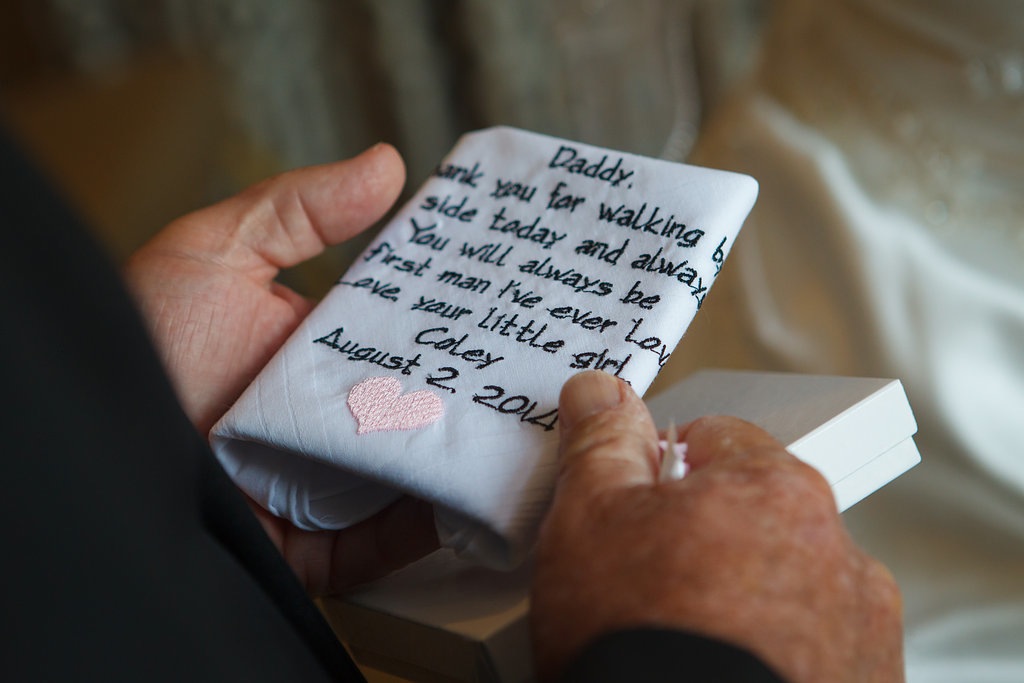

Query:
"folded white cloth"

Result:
[[211, 126, 757, 568]]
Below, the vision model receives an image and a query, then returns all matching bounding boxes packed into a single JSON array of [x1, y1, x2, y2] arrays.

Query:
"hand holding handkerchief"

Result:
[[211, 127, 757, 569]]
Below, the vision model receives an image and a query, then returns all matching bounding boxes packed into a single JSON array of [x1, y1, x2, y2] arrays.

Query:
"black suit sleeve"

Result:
[[0, 129, 365, 682]]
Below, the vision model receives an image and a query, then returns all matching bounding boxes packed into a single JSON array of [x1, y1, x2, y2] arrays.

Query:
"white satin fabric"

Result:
[[656, 1, 1024, 680]]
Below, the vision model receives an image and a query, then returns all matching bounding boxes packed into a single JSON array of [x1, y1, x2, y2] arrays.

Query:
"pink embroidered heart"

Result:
[[347, 376, 445, 435]]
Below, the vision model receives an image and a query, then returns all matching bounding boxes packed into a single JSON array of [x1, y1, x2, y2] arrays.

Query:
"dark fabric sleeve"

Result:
[[562, 629, 788, 683], [0, 128, 364, 682]]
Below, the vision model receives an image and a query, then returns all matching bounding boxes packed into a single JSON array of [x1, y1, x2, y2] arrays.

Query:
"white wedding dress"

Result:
[[658, 1, 1024, 680]]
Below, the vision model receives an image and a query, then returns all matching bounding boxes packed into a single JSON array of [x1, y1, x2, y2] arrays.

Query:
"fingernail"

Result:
[[559, 371, 624, 430]]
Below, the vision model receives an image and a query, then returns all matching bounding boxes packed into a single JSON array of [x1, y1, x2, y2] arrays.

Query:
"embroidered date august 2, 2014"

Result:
[[472, 384, 558, 432], [423, 365, 557, 432]]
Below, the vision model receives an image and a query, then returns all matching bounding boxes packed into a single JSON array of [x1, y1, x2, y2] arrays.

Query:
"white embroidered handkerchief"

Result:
[[210, 126, 757, 569]]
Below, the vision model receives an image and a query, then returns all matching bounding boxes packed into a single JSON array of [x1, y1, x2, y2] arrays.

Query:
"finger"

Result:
[[675, 415, 794, 471], [677, 415, 836, 506], [555, 371, 661, 502], [268, 280, 315, 319], [254, 495, 438, 597], [155, 143, 406, 276], [324, 496, 439, 595]]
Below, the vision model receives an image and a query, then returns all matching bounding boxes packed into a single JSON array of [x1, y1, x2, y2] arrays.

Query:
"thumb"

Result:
[[145, 143, 406, 275], [555, 371, 660, 502]]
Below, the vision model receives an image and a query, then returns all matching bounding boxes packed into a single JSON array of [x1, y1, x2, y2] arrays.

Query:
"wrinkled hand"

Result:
[[531, 370, 904, 682], [124, 145, 438, 595]]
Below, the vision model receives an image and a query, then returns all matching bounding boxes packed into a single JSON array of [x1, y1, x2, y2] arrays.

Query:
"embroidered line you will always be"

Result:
[[347, 376, 445, 434]]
